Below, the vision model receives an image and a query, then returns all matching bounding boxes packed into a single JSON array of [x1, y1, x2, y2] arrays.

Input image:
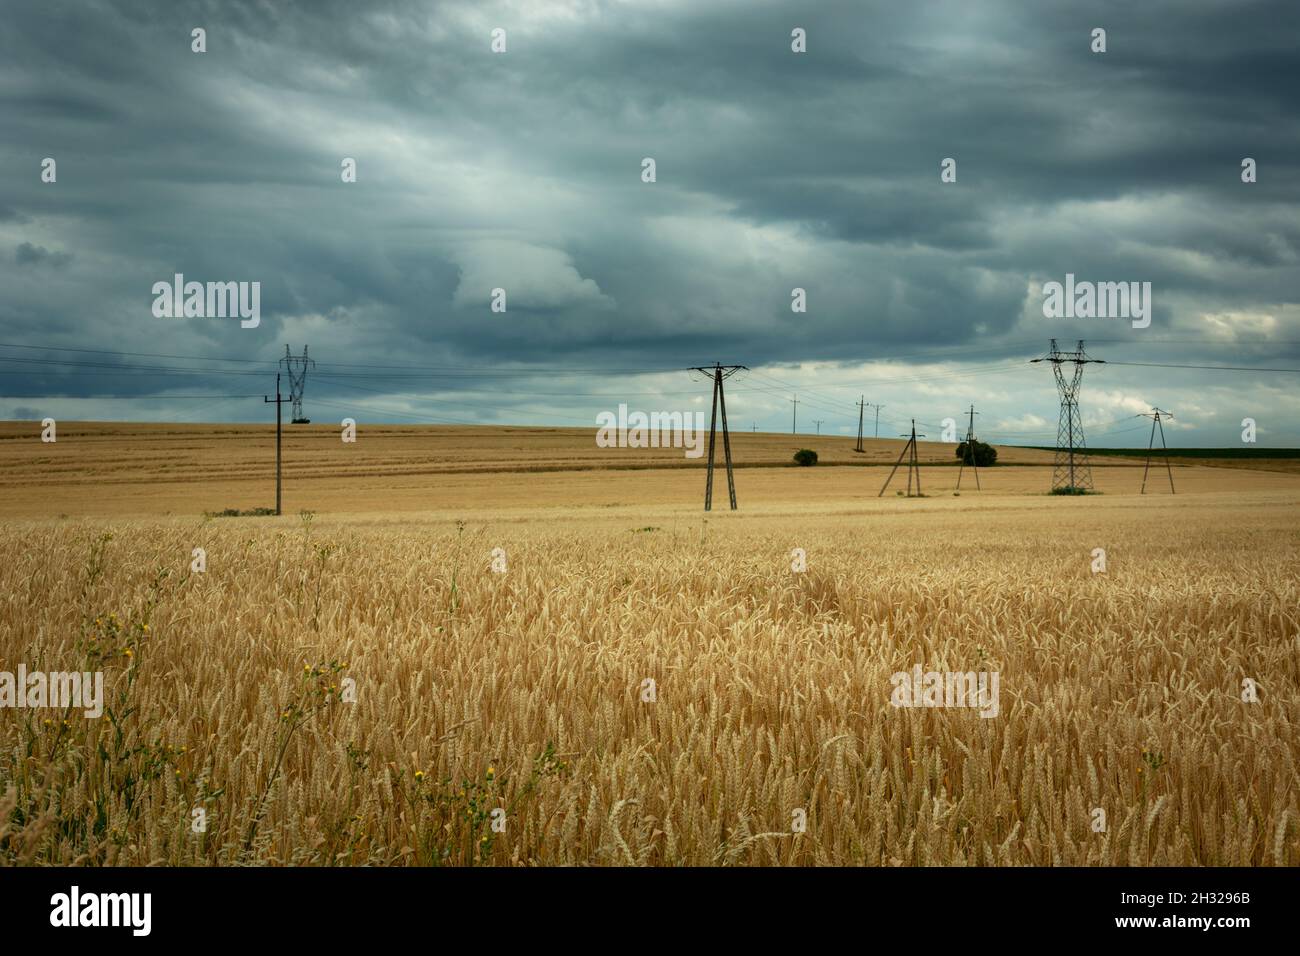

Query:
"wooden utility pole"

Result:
[[790, 396, 799, 435], [855, 396, 866, 452], [813, 419, 824, 435], [263, 373, 289, 515]]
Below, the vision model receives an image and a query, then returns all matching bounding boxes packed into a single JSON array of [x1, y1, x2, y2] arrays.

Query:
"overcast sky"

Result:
[[2, 0, 1298, 446]]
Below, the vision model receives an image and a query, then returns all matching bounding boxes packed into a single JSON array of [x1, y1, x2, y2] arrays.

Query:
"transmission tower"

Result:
[[1031, 339, 1104, 493], [879, 419, 926, 497], [690, 363, 747, 511], [855, 396, 865, 452], [790, 396, 799, 435], [956, 404, 981, 491], [1140, 407, 1175, 494], [813, 419, 824, 435], [280, 345, 316, 424]]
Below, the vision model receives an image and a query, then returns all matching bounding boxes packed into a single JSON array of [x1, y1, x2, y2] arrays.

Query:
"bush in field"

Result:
[[793, 449, 818, 467], [955, 440, 997, 467]]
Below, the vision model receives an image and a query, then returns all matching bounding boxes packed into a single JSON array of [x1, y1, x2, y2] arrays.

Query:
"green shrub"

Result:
[[793, 449, 818, 467], [955, 440, 998, 467]]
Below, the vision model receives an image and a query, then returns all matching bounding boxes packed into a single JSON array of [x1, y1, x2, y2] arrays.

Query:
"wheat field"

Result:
[[2, 461, 1298, 865]]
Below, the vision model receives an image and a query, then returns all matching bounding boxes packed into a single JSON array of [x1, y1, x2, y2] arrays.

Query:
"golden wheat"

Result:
[[1, 492, 1297, 865]]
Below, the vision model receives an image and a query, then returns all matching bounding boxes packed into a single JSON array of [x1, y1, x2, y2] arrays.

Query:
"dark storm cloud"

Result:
[[15, 242, 73, 268], [0, 0, 1296, 442]]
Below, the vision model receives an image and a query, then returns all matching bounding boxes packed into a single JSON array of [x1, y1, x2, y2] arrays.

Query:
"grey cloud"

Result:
[[15, 242, 73, 268], [0, 0, 1295, 444]]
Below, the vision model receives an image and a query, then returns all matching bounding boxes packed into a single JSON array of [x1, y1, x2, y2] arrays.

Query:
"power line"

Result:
[[0, 337, 1055, 369], [8, 394, 265, 400], [309, 398, 484, 427], [313, 376, 598, 424], [6, 339, 1298, 380], [0, 342, 681, 375], [0, 342, 278, 366], [1104, 361, 1300, 373], [1087, 338, 1300, 347], [7, 339, 1300, 446]]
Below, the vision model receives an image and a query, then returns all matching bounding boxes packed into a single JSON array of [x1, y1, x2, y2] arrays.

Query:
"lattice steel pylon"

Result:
[[1031, 339, 1104, 493], [280, 345, 316, 423]]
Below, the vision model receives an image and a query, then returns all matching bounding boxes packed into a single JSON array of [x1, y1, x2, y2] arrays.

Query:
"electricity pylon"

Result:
[[879, 420, 925, 497], [280, 345, 316, 423], [855, 396, 866, 452], [691, 363, 747, 511], [1031, 339, 1104, 493], [1140, 407, 1175, 494], [956, 404, 981, 491]]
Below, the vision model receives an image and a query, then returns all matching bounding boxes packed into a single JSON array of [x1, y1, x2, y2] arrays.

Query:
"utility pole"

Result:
[[813, 419, 824, 436], [1032, 339, 1104, 493], [868, 403, 885, 438], [855, 396, 865, 453], [879, 420, 925, 497], [690, 363, 747, 511], [956, 404, 982, 492], [1140, 407, 1175, 494], [791, 396, 799, 435], [263, 373, 289, 515]]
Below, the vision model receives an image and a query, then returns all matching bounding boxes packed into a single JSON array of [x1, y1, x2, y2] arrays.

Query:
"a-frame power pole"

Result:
[[879, 419, 926, 497], [1140, 407, 1175, 495], [691, 363, 747, 511]]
